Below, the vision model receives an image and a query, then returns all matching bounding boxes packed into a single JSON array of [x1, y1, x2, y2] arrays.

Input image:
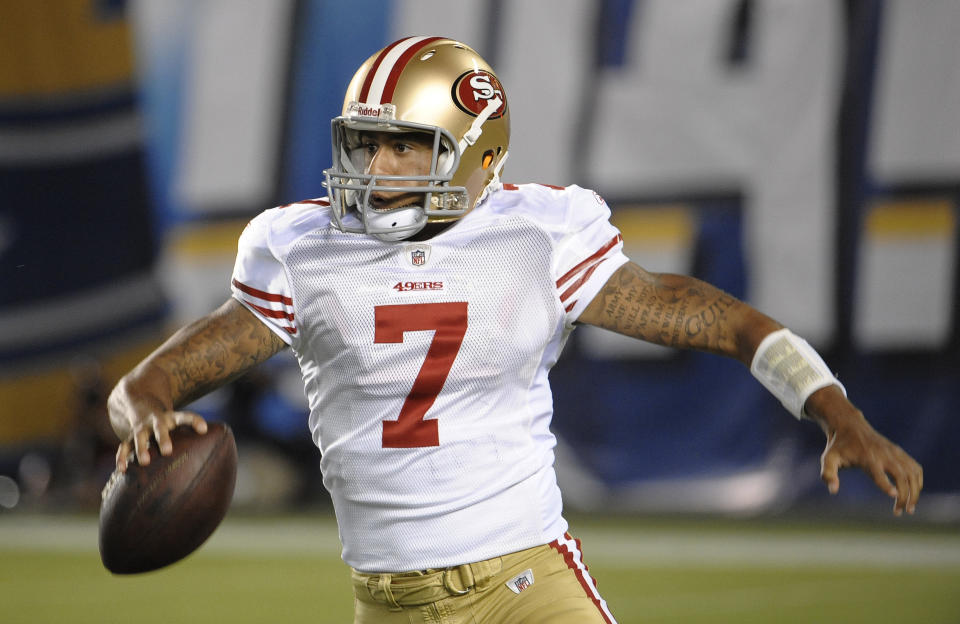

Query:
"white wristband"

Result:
[[750, 328, 846, 419]]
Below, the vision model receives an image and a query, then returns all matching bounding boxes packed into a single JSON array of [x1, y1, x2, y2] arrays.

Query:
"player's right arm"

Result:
[[108, 298, 287, 472]]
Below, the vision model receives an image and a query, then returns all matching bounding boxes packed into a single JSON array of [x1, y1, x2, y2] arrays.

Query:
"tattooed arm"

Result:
[[578, 262, 780, 365], [107, 298, 287, 472], [578, 262, 923, 515]]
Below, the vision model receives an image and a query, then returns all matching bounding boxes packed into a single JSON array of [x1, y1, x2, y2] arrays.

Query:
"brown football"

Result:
[[99, 422, 238, 574]]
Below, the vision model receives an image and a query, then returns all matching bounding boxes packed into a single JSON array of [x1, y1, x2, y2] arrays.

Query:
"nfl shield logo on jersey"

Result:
[[405, 244, 430, 266]]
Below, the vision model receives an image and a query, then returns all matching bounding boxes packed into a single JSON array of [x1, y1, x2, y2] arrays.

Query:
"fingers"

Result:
[[889, 469, 909, 517], [153, 412, 209, 456], [115, 411, 207, 472], [114, 427, 157, 471], [820, 432, 842, 495], [866, 462, 898, 504], [116, 440, 132, 473], [888, 456, 923, 516], [134, 424, 155, 467], [820, 452, 841, 495], [823, 423, 924, 516], [188, 413, 209, 435], [874, 443, 924, 516], [113, 432, 152, 472], [908, 458, 923, 513], [153, 419, 174, 457]]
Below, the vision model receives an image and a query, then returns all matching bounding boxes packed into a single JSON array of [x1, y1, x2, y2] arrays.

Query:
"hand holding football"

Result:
[[99, 422, 238, 574]]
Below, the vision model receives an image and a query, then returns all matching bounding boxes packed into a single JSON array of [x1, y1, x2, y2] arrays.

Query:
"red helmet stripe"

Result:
[[358, 37, 411, 103], [379, 36, 445, 104]]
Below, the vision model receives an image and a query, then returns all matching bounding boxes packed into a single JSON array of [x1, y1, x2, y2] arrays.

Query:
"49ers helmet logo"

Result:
[[452, 70, 507, 119]]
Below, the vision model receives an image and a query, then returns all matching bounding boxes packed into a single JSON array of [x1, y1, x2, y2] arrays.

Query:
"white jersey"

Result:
[[231, 183, 628, 572]]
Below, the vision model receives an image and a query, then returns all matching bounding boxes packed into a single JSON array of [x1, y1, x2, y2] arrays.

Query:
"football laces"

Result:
[[101, 470, 122, 502]]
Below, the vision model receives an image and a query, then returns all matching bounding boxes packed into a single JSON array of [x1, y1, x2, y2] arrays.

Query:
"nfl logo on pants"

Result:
[[506, 569, 534, 594]]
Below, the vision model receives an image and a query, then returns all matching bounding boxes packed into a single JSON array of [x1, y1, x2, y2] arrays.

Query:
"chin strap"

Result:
[[458, 96, 503, 154], [459, 97, 507, 207], [431, 96, 506, 204], [477, 150, 509, 205]]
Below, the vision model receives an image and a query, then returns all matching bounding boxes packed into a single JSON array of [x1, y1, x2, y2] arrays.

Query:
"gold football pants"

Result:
[[351, 533, 617, 623]]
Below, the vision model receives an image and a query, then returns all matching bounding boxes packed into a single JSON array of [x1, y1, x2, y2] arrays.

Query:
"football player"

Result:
[[108, 37, 923, 624]]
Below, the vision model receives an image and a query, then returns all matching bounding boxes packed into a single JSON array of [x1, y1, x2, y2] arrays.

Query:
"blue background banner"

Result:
[[1, 0, 956, 516]]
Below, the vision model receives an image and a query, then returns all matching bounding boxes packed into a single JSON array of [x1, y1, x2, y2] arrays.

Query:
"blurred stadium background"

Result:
[[1, 0, 959, 621]]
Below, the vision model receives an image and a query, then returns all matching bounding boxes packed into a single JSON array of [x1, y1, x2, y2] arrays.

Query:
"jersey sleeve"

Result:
[[230, 210, 298, 345], [551, 186, 629, 324]]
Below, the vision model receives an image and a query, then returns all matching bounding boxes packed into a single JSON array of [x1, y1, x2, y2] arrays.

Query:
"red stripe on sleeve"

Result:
[[246, 301, 295, 322], [239, 300, 297, 336], [298, 198, 329, 207], [232, 278, 293, 306], [278, 197, 329, 209], [556, 233, 622, 288], [559, 260, 603, 304]]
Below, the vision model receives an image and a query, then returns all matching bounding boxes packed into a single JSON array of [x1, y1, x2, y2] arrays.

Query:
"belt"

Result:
[[352, 556, 504, 610]]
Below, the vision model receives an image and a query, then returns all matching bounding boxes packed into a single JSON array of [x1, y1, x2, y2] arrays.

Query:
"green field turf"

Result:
[[2, 513, 958, 623]]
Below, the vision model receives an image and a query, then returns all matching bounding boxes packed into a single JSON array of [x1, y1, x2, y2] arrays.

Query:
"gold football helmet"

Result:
[[324, 36, 510, 241]]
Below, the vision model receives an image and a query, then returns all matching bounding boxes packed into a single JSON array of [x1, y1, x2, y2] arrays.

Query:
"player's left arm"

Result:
[[578, 261, 923, 515]]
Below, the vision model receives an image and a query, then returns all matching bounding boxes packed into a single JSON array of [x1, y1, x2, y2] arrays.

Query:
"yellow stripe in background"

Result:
[[166, 220, 250, 259], [611, 204, 695, 245], [0, 339, 158, 445], [0, 0, 134, 97], [865, 198, 956, 240]]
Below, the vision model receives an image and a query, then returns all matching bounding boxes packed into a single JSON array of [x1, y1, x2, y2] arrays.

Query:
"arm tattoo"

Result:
[[588, 263, 741, 355], [157, 300, 288, 408]]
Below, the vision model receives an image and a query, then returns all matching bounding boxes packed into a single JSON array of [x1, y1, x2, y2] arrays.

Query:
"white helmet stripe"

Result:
[[362, 35, 432, 104]]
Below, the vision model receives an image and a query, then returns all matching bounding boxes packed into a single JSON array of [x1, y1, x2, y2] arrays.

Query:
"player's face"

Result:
[[359, 131, 435, 210]]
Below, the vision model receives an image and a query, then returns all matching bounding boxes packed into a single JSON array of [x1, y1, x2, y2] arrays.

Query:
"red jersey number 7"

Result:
[[374, 302, 468, 448]]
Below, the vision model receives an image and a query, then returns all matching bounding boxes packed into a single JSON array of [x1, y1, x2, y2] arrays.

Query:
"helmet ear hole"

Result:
[[481, 150, 495, 170]]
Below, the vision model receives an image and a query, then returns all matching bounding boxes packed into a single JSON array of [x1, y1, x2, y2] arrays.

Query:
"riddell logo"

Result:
[[346, 101, 395, 119], [393, 281, 444, 292], [352, 105, 379, 116]]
